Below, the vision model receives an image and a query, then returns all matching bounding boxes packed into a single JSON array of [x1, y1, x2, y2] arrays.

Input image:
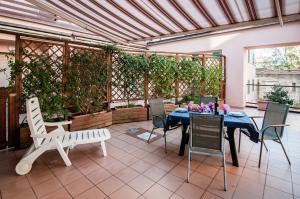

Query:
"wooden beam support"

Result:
[[274, 0, 284, 26]]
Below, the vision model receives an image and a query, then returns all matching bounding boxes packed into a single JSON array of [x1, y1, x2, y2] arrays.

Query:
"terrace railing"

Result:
[[246, 83, 300, 111]]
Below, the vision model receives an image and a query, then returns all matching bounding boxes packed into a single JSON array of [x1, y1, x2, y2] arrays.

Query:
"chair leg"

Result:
[[238, 129, 242, 153], [258, 139, 264, 168], [223, 147, 227, 191], [187, 150, 191, 183], [56, 142, 72, 167], [278, 139, 291, 165], [263, 142, 269, 152], [101, 141, 107, 156], [164, 131, 167, 153], [147, 128, 155, 143]]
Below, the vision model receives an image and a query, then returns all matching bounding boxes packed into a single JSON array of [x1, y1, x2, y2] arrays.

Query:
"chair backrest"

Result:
[[200, 96, 218, 105], [149, 98, 166, 128], [262, 102, 289, 139], [26, 97, 47, 148], [190, 113, 224, 151]]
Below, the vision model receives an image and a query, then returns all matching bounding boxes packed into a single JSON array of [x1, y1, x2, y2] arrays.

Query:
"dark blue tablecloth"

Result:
[[167, 111, 259, 143]]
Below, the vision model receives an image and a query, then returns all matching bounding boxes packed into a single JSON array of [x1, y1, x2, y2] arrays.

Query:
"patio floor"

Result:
[[0, 108, 299, 199]]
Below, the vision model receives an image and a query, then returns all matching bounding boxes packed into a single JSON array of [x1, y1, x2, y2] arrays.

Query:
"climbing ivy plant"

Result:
[[148, 54, 177, 98]]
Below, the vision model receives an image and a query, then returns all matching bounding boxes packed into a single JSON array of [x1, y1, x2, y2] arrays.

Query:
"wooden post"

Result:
[[14, 35, 21, 148], [0, 88, 7, 149], [8, 93, 19, 148], [144, 53, 149, 120], [175, 54, 180, 104], [106, 52, 112, 112]]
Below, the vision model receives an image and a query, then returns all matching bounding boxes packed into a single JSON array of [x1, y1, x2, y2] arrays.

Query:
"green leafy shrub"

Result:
[[264, 85, 294, 105], [66, 50, 108, 114], [177, 58, 203, 95], [148, 54, 177, 98], [3, 50, 66, 120], [114, 52, 148, 105]]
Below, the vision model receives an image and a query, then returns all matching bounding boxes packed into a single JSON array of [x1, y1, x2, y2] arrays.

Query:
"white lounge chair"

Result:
[[15, 97, 111, 175]]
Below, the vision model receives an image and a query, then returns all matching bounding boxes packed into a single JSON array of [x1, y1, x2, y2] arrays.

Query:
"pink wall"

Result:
[[149, 22, 300, 107]]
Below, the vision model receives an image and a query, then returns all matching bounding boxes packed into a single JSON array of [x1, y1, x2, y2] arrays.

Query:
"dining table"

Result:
[[167, 110, 259, 167]]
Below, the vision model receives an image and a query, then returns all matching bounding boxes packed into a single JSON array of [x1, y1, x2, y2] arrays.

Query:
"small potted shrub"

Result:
[[259, 85, 293, 111], [264, 85, 294, 106]]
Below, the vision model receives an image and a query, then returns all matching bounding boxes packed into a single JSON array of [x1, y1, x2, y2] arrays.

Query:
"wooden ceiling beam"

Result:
[[168, 0, 202, 29], [148, 0, 188, 31], [127, 0, 174, 33], [191, 0, 217, 27]]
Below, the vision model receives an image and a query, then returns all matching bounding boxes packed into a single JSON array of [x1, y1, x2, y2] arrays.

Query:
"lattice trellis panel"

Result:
[[203, 56, 224, 96], [20, 39, 65, 112], [69, 45, 108, 103], [111, 53, 144, 101]]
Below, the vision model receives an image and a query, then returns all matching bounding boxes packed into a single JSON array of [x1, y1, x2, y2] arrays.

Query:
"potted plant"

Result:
[[264, 85, 293, 107], [66, 49, 112, 131]]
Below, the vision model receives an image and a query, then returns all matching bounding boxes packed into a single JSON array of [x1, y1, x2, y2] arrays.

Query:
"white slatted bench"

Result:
[[15, 97, 111, 175]]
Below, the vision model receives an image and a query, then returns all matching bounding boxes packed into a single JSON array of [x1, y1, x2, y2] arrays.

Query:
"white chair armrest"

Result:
[[44, 121, 72, 127], [31, 129, 68, 138]]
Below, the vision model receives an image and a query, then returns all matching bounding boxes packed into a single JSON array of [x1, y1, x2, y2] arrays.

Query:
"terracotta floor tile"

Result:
[[266, 175, 293, 194], [241, 167, 266, 184], [78, 161, 102, 175], [176, 183, 204, 199], [40, 188, 71, 199], [102, 160, 126, 174], [196, 164, 219, 178], [57, 169, 83, 185], [207, 179, 236, 199], [143, 153, 163, 164], [0, 177, 30, 193], [200, 191, 222, 199], [170, 193, 184, 199], [293, 183, 300, 197], [170, 165, 190, 179], [1, 187, 37, 199], [27, 169, 55, 186], [86, 167, 111, 184], [109, 185, 140, 199], [157, 173, 185, 192], [130, 160, 152, 173], [233, 187, 262, 199], [156, 159, 176, 171], [143, 166, 167, 182], [75, 187, 106, 199], [118, 154, 139, 166], [143, 184, 173, 199], [97, 176, 124, 195], [189, 171, 213, 189], [65, 176, 93, 197], [32, 177, 62, 198], [128, 175, 155, 194], [116, 167, 139, 183], [263, 186, 293, 199], [236, 178, 264, 197]]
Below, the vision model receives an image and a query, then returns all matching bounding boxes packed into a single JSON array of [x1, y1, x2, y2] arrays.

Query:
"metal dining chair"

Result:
[[147, 98, 179, 152], [239, 102, 290, 167], [200, 96, 218, 105], [187, 113, 227, 191]]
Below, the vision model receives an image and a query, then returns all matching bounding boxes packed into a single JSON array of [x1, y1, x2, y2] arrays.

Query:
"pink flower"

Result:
[[208, 102, 215, 112], [187, 101, 193, 111], [222, 104, 230, 114]]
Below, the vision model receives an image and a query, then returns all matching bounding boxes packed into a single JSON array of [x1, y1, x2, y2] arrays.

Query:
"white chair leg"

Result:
[[187, 150, 191, 183], [55, 139, 72, 166], [15, 144, 47, 175], [101, 141, 107, 156]]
